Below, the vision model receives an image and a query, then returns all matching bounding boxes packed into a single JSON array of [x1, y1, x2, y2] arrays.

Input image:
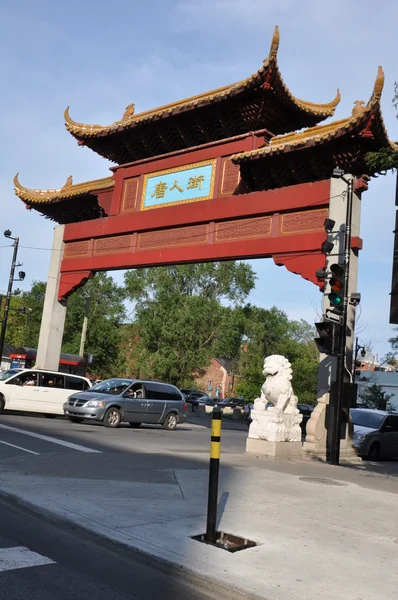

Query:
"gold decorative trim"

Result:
[[64, 26, 340, 139], [280, 209, 327, 235], [14, 173, 114, 204], [140, 159, 217, 211], [220, 158, 241, 196], [121, 178, 139, 213], [137, 225, 209, 250], [64, 241, 90, 258], [232, 67, 394, 164], [215, 216, 272, 242], [372, 65, 384, 101]]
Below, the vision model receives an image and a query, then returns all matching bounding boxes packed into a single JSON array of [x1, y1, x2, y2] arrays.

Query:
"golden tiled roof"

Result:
[[64, 26, 340, 139], [14, 173, 114, 204], [232, 66, 397, 163]]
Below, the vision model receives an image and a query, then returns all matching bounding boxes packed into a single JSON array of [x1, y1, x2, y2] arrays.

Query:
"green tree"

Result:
[[2, 282, 46, 348], [123, 262, 256, 386], [62, 273, 126, 377], [358, 383, 394, 412], [234, 306, 318, 404]]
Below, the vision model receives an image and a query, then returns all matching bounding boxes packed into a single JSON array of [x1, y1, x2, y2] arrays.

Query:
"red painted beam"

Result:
[[63, 180, 331, 242], [61, 231, 326, 274]]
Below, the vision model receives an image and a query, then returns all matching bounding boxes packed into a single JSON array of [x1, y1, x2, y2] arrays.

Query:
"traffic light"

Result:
[[314, 321, 341, 356], [328, 263, 345, 312]]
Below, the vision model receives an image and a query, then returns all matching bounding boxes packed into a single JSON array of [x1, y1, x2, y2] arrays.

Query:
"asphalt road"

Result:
[[0, 410, 248, 462], [0, 495, 246, 600]]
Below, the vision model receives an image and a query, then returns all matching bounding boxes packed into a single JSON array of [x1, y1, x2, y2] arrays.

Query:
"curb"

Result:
[[0, 486, 264, 600]]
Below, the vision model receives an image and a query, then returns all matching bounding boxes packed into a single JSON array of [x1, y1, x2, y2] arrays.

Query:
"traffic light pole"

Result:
[[0, 237, 19, 365], [330, 177, 354, 465]]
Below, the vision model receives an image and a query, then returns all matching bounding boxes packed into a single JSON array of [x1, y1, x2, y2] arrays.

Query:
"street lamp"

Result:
[[0, 231, 26, 366], [329, 167, 354, 466], [353, 337, 366, 383]]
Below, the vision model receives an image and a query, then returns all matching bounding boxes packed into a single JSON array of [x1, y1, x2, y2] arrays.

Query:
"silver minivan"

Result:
[[352, 409, 398, 460], [64, 378, 187, 430]]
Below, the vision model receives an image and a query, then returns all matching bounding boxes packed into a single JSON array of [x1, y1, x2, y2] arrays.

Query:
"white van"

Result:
[[0, 369, 91, 417]]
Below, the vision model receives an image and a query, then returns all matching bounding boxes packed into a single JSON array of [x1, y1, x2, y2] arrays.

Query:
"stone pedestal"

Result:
[[248, 408, 302, 442], [246, 438, 302, 459]]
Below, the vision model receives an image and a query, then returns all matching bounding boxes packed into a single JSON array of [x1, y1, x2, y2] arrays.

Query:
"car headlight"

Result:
[[85, 400, 105, 407], [353, 432, 366, 441]]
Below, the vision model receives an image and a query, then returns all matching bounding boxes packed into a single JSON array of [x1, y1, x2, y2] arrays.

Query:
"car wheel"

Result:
[[68, 416, 84, 424], [44, 414, 57, 418], [128, 422, 141, 428], [162, 413, 178, 431], [103, 407, 121, 428], [367, 442, 381, 461], [0, 395, 5, 412]]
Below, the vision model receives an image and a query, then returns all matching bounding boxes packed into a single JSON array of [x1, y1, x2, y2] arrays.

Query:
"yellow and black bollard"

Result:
[[205, 406, 222, 543]]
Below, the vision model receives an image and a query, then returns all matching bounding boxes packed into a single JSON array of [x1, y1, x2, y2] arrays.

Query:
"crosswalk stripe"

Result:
[[0, 423, 101, 453], [0, 440, 40, 455], [0, 546, 55, 572]]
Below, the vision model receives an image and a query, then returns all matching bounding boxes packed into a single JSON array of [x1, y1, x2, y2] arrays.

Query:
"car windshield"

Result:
[[0, 369, 22, 381], [351, 410, 385, 429], [88, 378, 133, 395]]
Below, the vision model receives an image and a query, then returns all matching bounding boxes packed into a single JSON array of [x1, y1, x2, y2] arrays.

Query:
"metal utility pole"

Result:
[[330, 176, 354, 466], [0, 232, 22, 365], [79, 296, 91, 357], [352, 337, 366, 384]]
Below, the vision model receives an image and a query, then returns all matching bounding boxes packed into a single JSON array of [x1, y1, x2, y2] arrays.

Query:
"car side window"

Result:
[[66, 376, 88, 391], [124, 383, 144, 399], [144, 383, 164, 399], [40, 373, 65, 389], [391, 416, 398, 432], [382, 417, 394, 431], [165, 386, 183, 401]]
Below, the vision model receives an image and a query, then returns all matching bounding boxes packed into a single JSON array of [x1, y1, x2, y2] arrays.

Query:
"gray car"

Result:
[[351, 409, 398, 460], [63, 378, 187, 430]]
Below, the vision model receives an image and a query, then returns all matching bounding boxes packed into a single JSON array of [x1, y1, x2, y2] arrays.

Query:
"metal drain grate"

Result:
[[299, 477, 348, 486], [192, 531, 257, 553]]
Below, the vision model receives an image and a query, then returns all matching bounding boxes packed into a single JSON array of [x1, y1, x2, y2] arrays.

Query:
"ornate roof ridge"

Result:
[[232, 66, 395, 163], [64, 26, 340, 139], [14, 173, 114, 204]]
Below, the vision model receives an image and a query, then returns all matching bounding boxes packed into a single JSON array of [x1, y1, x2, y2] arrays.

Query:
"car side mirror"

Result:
[[383, 425, 393, 432]]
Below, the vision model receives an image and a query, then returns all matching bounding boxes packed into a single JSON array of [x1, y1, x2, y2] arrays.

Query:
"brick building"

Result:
[[194, 358, 240, 399]]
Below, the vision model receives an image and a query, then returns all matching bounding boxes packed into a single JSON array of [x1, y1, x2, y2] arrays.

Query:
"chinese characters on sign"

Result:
[[143, 161, 215, 210], [151, 175, 206, 199]]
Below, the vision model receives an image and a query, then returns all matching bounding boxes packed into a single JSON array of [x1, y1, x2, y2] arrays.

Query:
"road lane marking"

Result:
[[0, 546, 55, 572], [0, 424, 101, 453], [0, 440, 40, 455]]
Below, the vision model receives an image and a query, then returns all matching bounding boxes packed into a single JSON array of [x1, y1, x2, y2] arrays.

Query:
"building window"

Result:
[[207, 380, 213, 392]]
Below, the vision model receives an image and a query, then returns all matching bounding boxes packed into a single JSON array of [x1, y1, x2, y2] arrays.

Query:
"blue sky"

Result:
[[0, 0, 397, 358]]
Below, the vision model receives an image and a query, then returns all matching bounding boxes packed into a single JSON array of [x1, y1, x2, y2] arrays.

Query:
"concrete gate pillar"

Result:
[[35, 225, 67, 371], [304, 175, 361, 460]]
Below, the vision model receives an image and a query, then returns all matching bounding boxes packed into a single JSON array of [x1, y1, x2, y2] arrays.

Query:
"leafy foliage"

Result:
[[123, 263, 256, 386], [358, 383, 394, 412], [365, 81, 398, 175], [3, 262, 319, 400]]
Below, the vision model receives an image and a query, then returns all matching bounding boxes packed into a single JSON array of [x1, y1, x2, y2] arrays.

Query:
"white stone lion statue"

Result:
[[254, 354, 299, 414], [248, 355, 302, 442]]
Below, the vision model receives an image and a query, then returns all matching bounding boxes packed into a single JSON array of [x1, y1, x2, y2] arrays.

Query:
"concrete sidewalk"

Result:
[[0, 449, 397, 600]]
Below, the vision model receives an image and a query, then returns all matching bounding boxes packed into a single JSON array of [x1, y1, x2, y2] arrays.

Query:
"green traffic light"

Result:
[[328, 292, 343, 307]]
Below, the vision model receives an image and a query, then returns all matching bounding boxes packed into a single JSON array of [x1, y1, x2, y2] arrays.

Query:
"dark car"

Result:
[[196, 396, 216, 406], [297, 403, 315, 432], [180, 389, 207, 412], [216, 397, 245, 409]]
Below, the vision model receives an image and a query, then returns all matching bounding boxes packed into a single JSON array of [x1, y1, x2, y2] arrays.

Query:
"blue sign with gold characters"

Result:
[[141, 159, 216, 210]]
